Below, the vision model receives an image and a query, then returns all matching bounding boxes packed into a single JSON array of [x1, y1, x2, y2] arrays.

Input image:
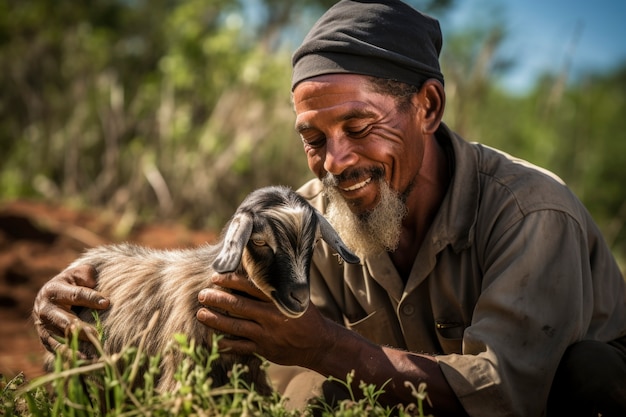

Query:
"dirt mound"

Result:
[[0, 200, 217, 380]]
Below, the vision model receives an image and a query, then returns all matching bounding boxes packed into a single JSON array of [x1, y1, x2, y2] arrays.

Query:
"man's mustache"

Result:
[[322, 167, 385, 187]]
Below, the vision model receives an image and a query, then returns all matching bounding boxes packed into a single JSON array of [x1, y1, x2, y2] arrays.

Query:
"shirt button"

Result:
[[401, 304, 415, 316]]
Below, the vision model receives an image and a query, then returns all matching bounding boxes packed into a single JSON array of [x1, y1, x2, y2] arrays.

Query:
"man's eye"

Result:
[[347, 126, 369, 138], [302, 136, 326, 148]]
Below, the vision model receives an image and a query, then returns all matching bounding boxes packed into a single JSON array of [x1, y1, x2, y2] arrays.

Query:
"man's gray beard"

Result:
[[323, 179, 408, 259]]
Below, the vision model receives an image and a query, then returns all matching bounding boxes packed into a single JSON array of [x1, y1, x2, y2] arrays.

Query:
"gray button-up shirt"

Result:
[[297, 123, 626, 416]]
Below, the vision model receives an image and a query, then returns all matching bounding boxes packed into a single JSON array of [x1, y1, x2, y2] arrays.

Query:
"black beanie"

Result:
[[291, 0, 444, 91]]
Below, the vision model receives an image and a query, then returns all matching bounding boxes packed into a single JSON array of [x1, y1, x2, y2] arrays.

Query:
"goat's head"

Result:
[[212, 186, 359, 318]]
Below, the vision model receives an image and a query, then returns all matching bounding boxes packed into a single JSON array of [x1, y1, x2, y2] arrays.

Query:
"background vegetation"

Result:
[[1, 0, 624, 268]]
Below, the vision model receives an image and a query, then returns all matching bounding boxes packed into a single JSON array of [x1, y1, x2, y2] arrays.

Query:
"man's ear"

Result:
[[412, 79, 445, 134]]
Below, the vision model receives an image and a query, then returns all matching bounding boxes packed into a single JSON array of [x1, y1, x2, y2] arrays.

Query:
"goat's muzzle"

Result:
[[272, 282, 310, 318]]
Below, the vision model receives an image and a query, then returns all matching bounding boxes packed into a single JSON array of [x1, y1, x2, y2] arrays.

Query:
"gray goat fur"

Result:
[[50, 185, 359, 395]]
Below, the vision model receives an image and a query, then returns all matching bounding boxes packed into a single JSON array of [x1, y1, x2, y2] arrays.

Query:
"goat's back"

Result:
[[75, 243, 218, 357], [66, 242, 267, 393]]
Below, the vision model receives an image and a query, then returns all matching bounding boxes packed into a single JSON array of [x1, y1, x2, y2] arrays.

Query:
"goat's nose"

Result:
[[290, 286, 309, 307]]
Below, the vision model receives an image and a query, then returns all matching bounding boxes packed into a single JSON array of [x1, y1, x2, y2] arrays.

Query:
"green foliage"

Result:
[[446, 69, 626, 269], [311, 372, 433, 417], [440, 13, 626, 271], [0, 0, 624, 268], [0, 335, 433, 417], [0, 0, 312, 231]]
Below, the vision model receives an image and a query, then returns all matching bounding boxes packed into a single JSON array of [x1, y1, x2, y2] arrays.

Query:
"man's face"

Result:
[[293, 74, 426, 256]]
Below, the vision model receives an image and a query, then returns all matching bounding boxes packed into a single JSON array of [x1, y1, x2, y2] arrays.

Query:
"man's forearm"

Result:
[[308, 319, 466, 415]]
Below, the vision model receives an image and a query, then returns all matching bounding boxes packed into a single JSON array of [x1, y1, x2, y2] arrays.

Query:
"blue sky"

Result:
[[446, 0, 626, 92]]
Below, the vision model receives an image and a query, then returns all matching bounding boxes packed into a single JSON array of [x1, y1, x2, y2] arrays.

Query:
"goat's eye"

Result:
[[252, 239, 266, 246]]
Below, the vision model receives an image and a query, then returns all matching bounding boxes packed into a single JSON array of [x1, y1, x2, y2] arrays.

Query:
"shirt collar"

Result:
[[431, 123, 479, 253]]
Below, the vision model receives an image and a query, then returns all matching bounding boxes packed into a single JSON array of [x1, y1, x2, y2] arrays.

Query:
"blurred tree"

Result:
[[433, 1, 626, 267], [0, 0, 460, 231], [0, 0, 310, 230], [0, 0, 623, 270]]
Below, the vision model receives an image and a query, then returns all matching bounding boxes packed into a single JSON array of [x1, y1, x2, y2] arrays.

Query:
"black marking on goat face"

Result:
[[242, 194, 316, 318], [228, 185, 357, 317]]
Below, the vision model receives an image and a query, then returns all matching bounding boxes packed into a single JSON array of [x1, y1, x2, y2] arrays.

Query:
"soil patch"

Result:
[[0, 199, 217, 381]]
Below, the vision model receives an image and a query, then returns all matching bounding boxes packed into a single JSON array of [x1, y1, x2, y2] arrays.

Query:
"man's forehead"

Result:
[[294, 101, 380, 131], [293, 73, 371, 95], [293, 75, 374, 113]]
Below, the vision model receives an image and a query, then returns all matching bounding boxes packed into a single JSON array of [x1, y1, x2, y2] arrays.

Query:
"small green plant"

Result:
[[310, 371, 433, 417], [1, 331, 433, 417]]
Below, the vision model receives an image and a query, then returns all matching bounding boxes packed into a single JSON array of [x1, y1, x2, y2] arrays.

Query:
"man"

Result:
[[32, 1, 626, 416]]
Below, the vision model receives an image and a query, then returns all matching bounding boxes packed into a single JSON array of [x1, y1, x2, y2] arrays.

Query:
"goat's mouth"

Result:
[[271, 290, 309, 319]]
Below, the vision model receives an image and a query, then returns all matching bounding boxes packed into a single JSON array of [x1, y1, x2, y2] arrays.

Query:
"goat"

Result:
[[48, 185, 359, 395]]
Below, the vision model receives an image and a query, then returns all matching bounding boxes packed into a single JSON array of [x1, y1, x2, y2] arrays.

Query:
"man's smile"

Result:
[[341, 177, 371, 192]]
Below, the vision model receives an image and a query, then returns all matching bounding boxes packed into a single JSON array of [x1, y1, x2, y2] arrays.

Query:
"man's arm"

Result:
[[197, 273, 466, 415], [32, 264, 109, 353]]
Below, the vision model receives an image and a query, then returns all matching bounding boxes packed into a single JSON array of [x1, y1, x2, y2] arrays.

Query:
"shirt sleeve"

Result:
[[437, 209, 593, 417]]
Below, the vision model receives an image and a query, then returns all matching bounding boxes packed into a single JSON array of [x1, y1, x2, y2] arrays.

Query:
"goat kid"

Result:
[[47, 185, 359, 395]]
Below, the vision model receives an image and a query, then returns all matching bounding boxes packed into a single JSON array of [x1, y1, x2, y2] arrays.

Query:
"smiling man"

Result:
[[33, 1, 626, 416]]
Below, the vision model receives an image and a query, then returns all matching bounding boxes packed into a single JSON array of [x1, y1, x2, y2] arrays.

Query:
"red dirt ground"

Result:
[[0, 199, 217, 382]]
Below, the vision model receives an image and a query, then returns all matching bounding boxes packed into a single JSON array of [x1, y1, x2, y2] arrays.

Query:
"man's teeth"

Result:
[[342, 177, 371, 191]]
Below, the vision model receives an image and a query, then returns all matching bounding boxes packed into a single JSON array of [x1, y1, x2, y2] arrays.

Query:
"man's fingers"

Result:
[[32, 265, 106, 355], [197, 307, 260, 343], [39, 264, 108, 310], [210, 272, 268, 301], [65, 264, 99, 287], [198, 287, 270, 318], [216, 336, 257, 356], [35, 303, 99, 342], [34, 321, 58, 353], [45, 334, 90, 361], [40, 280, 109, 310], [67, 317, 101, 343]]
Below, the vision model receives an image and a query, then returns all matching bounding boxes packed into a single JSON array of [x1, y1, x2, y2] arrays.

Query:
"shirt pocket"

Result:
[[435, 320, 465, 354]]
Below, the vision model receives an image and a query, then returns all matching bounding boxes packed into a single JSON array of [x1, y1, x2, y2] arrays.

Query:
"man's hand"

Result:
[[32, 264, 109, 354], [196, 273, 464, 413], [196, 272, 335, 369]]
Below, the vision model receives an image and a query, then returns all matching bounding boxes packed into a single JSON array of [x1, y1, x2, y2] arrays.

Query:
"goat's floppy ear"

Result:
[[212, 213, 254, 273], [316, 211, 360, 264]]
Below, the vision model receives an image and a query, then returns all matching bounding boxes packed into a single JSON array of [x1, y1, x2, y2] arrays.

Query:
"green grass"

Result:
[[1, 332, 432, 417]]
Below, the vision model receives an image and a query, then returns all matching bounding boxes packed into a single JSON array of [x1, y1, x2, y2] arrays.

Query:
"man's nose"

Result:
[[323, 136, 358, 176]]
